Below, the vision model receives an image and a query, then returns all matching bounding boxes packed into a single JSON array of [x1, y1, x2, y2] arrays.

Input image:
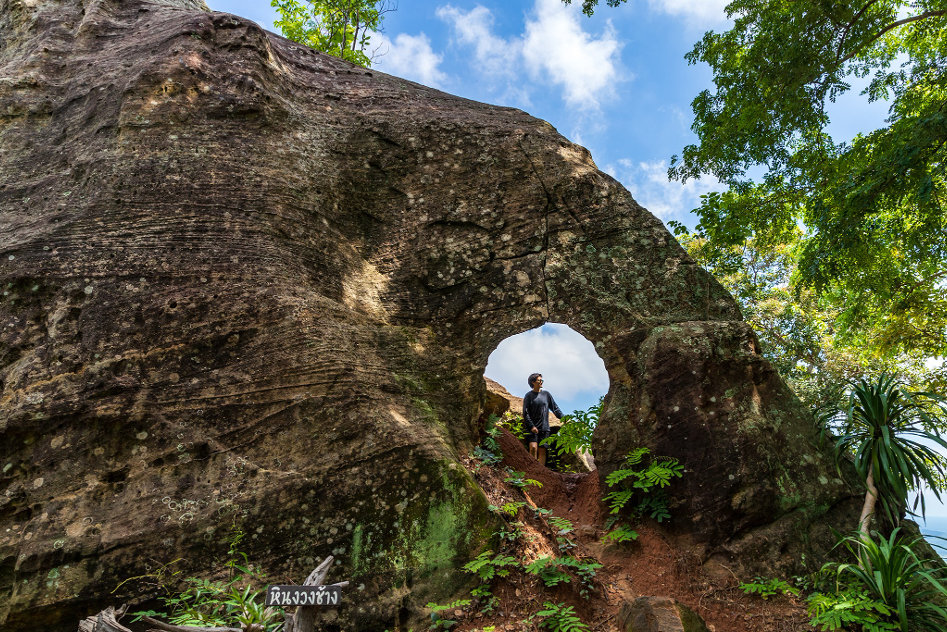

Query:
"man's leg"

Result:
[[529, 440, 538, 460], [538, 446, 547, 467]]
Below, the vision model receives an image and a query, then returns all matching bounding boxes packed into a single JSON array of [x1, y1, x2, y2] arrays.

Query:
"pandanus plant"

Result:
[[823, 373, 947, 535]]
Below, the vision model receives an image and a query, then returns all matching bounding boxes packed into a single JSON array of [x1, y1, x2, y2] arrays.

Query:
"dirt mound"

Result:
[[457, 431, 814, 632]]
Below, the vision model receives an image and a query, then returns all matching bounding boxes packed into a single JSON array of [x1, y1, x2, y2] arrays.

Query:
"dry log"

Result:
[[78, 606, 132, 632], [141, 615, 241, 632], [291, 556, 349, 632]]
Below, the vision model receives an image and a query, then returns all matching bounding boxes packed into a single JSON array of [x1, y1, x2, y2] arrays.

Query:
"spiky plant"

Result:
[[823, 373, 947, 534]]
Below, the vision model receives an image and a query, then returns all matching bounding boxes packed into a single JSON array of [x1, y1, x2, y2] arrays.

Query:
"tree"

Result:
[[674, 230, 943, 409], [271, 0, 394, 67], [821, 374, 947, 535], [664, 1, 947, 359]]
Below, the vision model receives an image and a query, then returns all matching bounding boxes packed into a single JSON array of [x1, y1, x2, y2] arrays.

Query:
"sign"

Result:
[[265, 585, 342, 607]]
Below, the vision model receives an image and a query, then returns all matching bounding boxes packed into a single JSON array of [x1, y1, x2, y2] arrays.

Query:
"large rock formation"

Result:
[[0, 0, 860, 629]]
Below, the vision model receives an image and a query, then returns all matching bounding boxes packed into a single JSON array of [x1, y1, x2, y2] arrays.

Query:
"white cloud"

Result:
[[485, 324, 609, 411], [436, 5, 519, 79], [522, 0, 623, 109], [646, 0, 730, 26], [437, 0, 624, 110], [374, 32, 449, 89], [605, 158, 724, 224]]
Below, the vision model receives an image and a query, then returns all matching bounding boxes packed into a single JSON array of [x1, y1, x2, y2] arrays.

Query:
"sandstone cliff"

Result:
[[0, 0, 860, 629]]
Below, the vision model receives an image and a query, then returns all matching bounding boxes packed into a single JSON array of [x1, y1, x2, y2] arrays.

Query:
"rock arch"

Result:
[[0, 0, 860, 630]]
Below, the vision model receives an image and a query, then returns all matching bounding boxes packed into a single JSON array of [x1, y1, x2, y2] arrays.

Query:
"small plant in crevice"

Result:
[[524, 555, 602, 599], [498, 410, 530, 441], [426, 598, 471, 630], [504, 467, 543, 489], [528, 601, 589, 632], [498, 521, 526, 542], [739, 576, 800, 600], [463, 550, 519, 606], [601, 447, 683, 541], [473, 415, 504, 469], [548, 515, 577, 552], [487, 500, 528, 517]]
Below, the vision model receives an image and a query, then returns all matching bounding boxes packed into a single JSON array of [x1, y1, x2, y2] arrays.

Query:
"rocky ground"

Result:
[[450, 428, 817, 632]]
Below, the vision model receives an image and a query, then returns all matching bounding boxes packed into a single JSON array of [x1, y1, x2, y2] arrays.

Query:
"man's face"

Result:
[[533, 376, 543, 391]]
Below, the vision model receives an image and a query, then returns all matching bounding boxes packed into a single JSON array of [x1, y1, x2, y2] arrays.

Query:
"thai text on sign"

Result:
[[265, 585, 342, 607]]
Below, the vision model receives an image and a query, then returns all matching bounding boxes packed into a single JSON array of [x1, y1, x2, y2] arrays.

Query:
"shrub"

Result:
[[809, 528, 947, 631]]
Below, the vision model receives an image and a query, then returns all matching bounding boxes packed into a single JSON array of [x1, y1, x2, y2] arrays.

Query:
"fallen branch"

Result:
[[78, 606, 132, 632], [140, 616, 241, 632]]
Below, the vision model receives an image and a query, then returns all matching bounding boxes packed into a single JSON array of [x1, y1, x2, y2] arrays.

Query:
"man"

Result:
[[523, 373, 563, 467]]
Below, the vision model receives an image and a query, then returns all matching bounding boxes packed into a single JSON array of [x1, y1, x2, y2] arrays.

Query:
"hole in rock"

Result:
[[484, 323, 608, 474]]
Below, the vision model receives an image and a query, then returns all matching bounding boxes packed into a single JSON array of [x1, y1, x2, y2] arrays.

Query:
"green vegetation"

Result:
[[473, 415, 505, 469], [426, 599, 472, 630], [667, 2, 947, 364], [271, 0, 393, 67], [546, 398, 602, 458], [523, 555, 601, 598], [739, 576, 800, 600], [529, 601, 590, 632], [809, 529, 947, 631], [497, 410, 531, 441], [601, 447, 684, 544], [548, 516, 577, 552], [819, 374, 947, 533], [503, 468, 543, 489], [128, 531, 282, 631]]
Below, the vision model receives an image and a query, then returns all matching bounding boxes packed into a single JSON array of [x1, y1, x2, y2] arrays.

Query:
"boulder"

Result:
[[618, 596, 710, 632], [0, 0, 858, 629], [595, 322, 862, 576]]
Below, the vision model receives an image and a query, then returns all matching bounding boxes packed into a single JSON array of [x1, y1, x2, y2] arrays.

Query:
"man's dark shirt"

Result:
[[522, 390, 563, 434]]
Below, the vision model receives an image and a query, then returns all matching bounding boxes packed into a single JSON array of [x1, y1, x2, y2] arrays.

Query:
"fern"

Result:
[[807, 589, 897, 631], [524, 556, 572, 587], [534, 602, 589, 632], [739, 576, 799, 599], [601, 525, 639, 544], [462, 551, 518, 581], [603, 448, 683, 522]]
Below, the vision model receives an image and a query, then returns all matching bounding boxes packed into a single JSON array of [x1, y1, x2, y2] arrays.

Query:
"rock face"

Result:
[[0, 0, 859, 630], [618, 596, 710, 632]]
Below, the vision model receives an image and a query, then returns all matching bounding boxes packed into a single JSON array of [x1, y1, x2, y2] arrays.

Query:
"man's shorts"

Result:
[[527, 429, 551, 445]]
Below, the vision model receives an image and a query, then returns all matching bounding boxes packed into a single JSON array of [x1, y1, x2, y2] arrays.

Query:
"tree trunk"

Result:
[[858, 463, 878, 536]]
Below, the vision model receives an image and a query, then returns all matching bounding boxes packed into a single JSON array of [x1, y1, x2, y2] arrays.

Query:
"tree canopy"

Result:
[[668, 1, 947, 359], [272, 0, 393, 67]]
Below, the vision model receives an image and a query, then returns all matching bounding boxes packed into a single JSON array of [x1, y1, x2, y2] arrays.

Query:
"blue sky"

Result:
[[207, 0, 946, 524]]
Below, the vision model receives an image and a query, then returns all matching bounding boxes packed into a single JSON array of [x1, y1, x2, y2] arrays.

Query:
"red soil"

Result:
[[452, 428, 814, 632]]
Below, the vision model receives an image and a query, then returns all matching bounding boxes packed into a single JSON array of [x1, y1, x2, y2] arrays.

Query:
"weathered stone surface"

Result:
[[618, 596, 710, 632], [0, 0, 858, 629], [595, 322, 862, 576]]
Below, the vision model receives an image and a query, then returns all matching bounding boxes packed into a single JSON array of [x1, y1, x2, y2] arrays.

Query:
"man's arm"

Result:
[[549, 393, 564, 421]]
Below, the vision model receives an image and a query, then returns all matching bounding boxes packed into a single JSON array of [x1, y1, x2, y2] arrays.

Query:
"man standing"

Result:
[[523, 373, 563, 467]]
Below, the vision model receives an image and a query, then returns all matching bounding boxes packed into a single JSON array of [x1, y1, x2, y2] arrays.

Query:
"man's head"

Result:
[[528, 373, 543, 390]]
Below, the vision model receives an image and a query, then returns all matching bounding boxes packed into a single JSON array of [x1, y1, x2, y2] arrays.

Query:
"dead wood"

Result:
[[290, 556, 349, 632], [141, 615, 242, 632], [78, 605, 132, 632]]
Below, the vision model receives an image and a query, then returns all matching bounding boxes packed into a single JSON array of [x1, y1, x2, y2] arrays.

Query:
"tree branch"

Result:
[[838, 10, 947, 68]]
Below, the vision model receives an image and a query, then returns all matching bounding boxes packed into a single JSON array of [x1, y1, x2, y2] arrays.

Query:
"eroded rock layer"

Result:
[[0, 0, 859, 629]]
